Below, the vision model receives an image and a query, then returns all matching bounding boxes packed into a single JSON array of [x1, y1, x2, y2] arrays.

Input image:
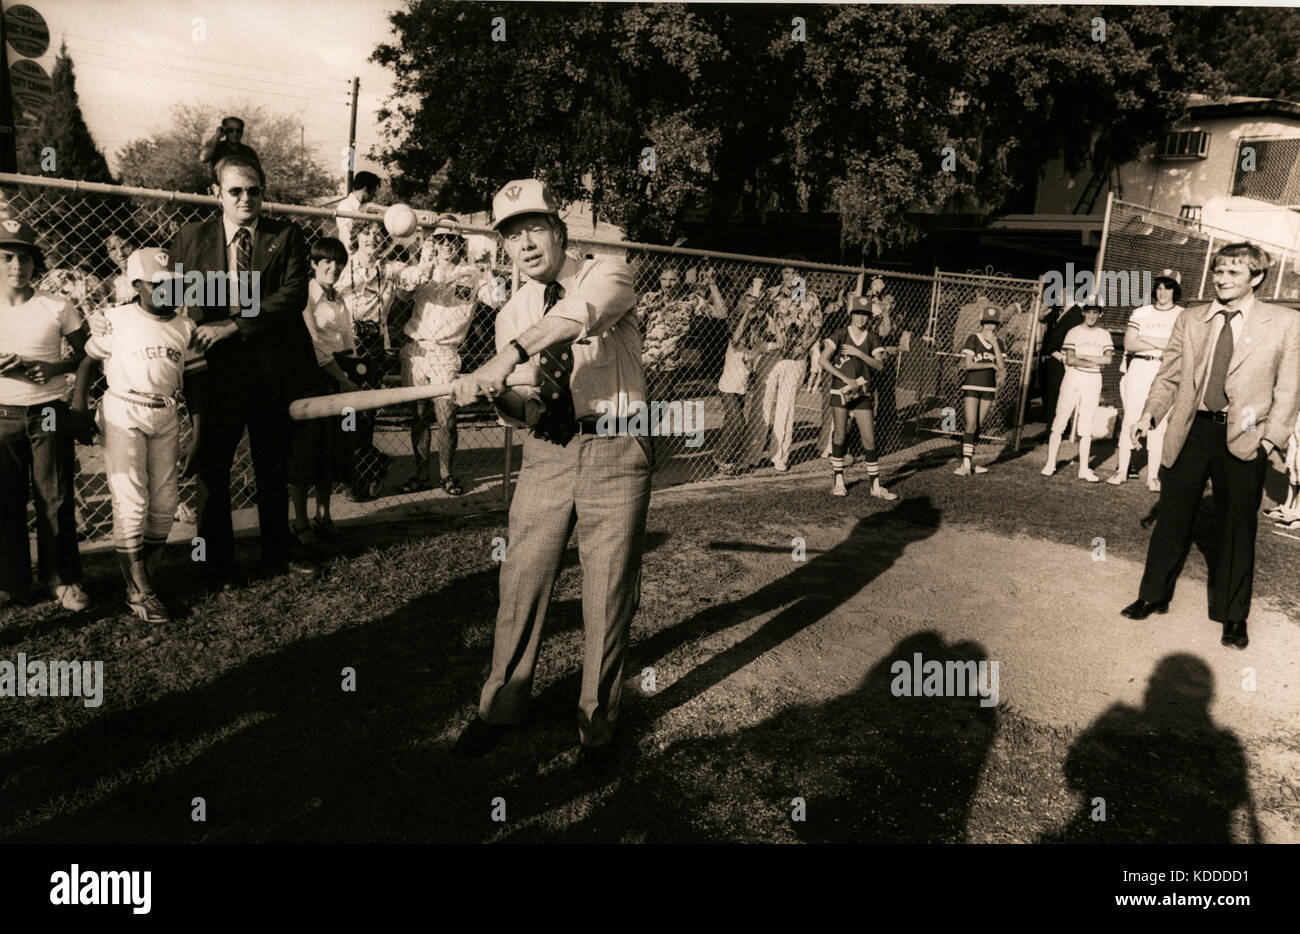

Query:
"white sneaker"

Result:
[[954, 462, 972, 476], [1041, 464, 1056, 477], [1079, 470, 1100, 483], [54, 583, 90, 611], [1106, 473, 1125, 485], [870, 482, 898, 501], [832, 476, 847, 497], [973, 465, 989, 474]]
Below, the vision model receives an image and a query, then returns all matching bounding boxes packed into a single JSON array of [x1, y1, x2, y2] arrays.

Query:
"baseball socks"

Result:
[[831, 442, 847, 496], [1042, 430, 1062, 476], [955, 433, 988, 475], [1077, 433, 1099, 482], [864, 450, 897, 500]]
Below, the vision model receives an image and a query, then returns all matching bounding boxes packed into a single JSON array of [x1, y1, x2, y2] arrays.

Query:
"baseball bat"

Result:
[[289, 372, 537, 421]]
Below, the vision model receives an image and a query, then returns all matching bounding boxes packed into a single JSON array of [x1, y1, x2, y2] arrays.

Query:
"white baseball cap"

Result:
[[491, 178, 561, 230], [126, 247, 180, 285]]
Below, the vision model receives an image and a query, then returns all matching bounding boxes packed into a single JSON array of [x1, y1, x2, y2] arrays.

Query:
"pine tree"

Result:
[[16, 42, 112, 183]]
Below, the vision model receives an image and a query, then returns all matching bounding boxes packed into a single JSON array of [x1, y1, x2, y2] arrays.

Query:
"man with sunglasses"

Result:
[[168, 153, 319, 591]]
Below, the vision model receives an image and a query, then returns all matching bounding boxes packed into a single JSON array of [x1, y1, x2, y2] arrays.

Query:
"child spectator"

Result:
[[71, 248, 192, 621], [955, 307, 1005, 475], [289, 238, 358, 544], [0, 218, 91, 610], [712, 290, 763, 474]]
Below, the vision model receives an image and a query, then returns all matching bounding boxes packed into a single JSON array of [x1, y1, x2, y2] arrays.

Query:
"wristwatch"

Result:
[[509, 338, 529, 364]]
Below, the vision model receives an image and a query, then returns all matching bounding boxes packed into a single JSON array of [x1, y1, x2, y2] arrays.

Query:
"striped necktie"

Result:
[[533, 281, 576, 445]]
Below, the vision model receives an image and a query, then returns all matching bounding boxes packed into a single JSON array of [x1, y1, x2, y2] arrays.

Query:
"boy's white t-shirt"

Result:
[[1062, 323, 1114, 373], [84, 302, 195, 398], [0, 290, 83, 406]]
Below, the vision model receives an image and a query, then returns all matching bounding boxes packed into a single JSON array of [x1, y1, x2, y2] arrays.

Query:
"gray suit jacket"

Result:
[[1143, 297, 1300, 466]]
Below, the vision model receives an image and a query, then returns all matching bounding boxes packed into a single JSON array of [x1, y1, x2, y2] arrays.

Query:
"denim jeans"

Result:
[[0, 400, 83, 593]]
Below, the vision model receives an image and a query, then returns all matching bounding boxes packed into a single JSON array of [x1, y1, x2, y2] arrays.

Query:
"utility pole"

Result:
[[346, 75, 359, 193]]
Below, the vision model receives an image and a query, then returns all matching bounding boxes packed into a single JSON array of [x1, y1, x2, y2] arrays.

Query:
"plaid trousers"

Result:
[[479, 431, 651, 746]]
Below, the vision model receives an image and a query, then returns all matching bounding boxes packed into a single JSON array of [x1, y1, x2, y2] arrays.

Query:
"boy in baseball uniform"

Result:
[[72, 249, 193, 622], [1042, 302, 1113, 481], [956, 307, 1006, 475]]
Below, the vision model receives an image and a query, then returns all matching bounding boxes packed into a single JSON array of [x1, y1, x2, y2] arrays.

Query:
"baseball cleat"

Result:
[[128, 591, 170, 623], [870, 482, 898, 500], [1040, 465, 1056, 477], [1079, 470, 1100, 482], [954, 462, 972, 476], [832, 476, 847, 496], [1106, 473, 1125, 485], [973, 465, 989, 474]]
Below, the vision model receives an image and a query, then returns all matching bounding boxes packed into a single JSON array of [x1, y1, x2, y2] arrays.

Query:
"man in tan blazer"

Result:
[[1121, 243, 1300, 649]]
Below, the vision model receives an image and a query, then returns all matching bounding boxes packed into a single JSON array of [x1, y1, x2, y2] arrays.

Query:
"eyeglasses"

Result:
[[225, 186, 263, 199]]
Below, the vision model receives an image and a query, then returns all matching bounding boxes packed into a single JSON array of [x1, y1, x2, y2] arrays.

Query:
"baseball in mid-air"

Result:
[[383, 203, 418, 239]]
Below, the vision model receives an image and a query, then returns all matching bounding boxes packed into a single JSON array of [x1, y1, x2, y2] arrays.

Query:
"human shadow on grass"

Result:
[[1041, 654, 1258, 843], [527, 496, 943, 738], [499, 630, 999, 843], [0, 522, 679, 843]]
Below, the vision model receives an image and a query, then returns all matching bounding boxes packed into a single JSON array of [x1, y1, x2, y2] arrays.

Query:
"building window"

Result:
[[1157, 130, 1211, 160], [1233, 138, 1300, 206], [1179, 205, 1202, 222]]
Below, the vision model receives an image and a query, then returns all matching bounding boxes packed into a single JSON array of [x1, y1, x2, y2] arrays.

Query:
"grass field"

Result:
[[2, 430, 1298, 843]]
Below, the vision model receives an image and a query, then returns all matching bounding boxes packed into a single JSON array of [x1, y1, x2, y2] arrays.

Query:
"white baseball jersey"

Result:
[[1062, 324, 1113, 373], [85, 302, 196, 397], [1127, 304, 1183, 349], [404, 262, 491, 347]]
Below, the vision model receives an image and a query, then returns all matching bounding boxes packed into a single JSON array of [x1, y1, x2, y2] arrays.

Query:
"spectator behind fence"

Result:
[[289, 237, 357, 545], [712, 287, 765, 474], [168, 153, 319, 590], [0, 217, 91, 611], [748, 258, 823, 472], [335, 222, 420, 501], [399, 215, 497, 497], [199, 116, 261, 183], [335, 171, 381, 250], [105, 234, 135, 305], [636, 264, 726, 403]]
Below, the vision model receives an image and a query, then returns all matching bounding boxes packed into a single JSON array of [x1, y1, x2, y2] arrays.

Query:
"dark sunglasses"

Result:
[[225, 186, 263, 199]]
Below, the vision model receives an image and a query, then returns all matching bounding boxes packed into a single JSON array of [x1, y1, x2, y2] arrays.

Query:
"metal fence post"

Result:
[[1094, 191, 1114, 282], [1014, 277, 1046, 451], [1197, 235, 1215, 301]]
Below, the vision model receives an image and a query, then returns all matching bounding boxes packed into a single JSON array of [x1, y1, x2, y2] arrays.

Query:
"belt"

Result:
[[1196, 409, 1228, 424], [575, 417, 616, 436], [110, 389, 176, 409], [0, 400, 65, 418], [1127, 352, 1161, 362]]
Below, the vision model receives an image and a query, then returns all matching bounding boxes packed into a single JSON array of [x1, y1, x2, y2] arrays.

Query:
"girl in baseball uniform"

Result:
[[1108, 270, 1184, 490], [289, 238, 358, 544], [71, 248, 192, 622], [0, 219, 92, 611], [1042, 302, 1113, 481], [956, 307, 1005, 475], [819, 295, 897, 499]]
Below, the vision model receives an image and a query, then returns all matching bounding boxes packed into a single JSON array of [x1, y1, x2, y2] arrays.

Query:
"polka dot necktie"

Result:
[[532, 281, 577, 445], [233, 227, 252, 317], [1203, 309, 1238, 413]]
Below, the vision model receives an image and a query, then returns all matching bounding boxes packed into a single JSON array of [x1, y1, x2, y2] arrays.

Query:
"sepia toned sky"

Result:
[[7, 0, 402, 186]]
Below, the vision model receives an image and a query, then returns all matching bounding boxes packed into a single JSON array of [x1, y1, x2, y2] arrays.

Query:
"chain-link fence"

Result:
[[1092, 195, 1300, 416], [1232, 137, 1300, 208], [2, 173, 1040, 545], [1, 173, 517, 545]]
